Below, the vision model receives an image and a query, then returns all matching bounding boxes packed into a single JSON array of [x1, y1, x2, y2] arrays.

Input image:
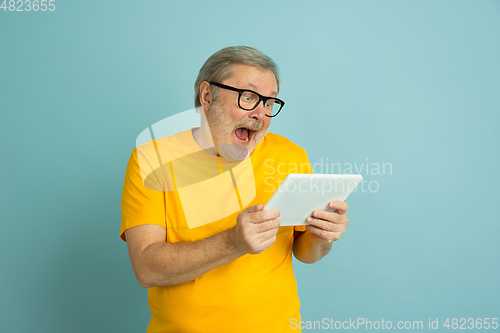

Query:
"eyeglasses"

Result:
[[209, 82, 285, 117]]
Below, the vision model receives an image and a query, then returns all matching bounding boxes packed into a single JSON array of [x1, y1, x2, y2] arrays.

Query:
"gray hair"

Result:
[[194, 46, 280, 107]]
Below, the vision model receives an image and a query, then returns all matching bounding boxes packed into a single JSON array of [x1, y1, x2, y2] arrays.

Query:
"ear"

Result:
[[199, 81, 212, 113]]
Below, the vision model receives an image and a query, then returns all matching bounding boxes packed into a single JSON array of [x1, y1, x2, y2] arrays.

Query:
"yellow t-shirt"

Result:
[[121, 129, 312, 333]]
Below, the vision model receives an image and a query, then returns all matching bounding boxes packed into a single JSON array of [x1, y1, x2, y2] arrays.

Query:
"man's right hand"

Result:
[[228, 204, 281, 255], [126, 204, 280, 288]]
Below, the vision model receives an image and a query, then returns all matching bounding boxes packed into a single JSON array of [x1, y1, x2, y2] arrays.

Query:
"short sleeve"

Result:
[[120, 149, 166, 241]]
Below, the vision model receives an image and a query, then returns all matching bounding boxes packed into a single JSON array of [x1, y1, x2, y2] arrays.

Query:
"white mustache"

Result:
[[233, 120, 263, 132]]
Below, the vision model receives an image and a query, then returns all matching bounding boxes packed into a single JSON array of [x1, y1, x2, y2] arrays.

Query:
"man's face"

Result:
[[206, 64, 278, 162]]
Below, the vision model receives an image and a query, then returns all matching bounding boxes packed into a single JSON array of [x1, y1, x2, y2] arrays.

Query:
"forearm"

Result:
[[136, 229, 243, 288], [292, 231, 331, 264]]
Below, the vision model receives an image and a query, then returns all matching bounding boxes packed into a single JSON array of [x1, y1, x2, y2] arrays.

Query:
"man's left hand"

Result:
[[305, 201, 349, 243]]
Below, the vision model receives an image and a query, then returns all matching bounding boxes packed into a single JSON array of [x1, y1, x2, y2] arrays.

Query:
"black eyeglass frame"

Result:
[[208, 81, 285, 117]]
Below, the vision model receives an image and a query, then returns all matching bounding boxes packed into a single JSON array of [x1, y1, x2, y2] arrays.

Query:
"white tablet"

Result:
[[263, 174, 362, 226]]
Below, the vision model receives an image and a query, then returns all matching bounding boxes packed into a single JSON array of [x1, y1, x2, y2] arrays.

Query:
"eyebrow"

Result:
[[246, 83, 278, 97]]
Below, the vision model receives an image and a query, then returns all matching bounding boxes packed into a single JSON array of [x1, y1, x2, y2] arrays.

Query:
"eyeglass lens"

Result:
[[239, 91, 283, 116]]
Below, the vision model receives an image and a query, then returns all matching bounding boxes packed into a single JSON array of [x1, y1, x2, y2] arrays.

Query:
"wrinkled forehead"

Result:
[[224, 64, 279, 96]]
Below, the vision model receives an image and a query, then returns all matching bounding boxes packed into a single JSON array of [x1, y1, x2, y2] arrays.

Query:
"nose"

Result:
[[248, 100, 267, 120]]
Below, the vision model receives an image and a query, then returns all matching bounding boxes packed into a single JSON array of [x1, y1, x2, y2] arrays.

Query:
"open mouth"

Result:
[[234, 127, 257, 144]]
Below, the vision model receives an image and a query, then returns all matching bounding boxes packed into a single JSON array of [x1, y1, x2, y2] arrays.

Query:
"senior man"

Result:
[[120, 46, 349, 332]]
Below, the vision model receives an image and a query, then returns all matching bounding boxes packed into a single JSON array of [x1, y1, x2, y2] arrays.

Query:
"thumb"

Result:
[[246, 203, 264, 213]]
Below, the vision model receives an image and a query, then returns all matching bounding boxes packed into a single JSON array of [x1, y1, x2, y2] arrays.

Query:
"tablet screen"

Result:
[[263, 174, 362, 226]]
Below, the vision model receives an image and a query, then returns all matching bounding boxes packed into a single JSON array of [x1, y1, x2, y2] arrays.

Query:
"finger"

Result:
[[258, 209, 280, 221], [257, 227, 279, 242], [257, 234, 278, 253], [312, 210, 337, 223], [312, 210, 348, 225], [308, 218, 346, 233], [256, 219, 281, 233], [307, 217, 338, 231], [246, 203, 264, 213], [306, 224, 341, 242], [249, 209, 280, 223], [329, 201, 348, 214], [244, 204, 278, 223]]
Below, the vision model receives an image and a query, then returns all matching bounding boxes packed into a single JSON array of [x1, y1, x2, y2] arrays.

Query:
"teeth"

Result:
[[235, 128, 252, 143]]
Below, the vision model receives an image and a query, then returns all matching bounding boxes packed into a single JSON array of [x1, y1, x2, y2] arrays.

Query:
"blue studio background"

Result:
[[1, 1, 499, 332]]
